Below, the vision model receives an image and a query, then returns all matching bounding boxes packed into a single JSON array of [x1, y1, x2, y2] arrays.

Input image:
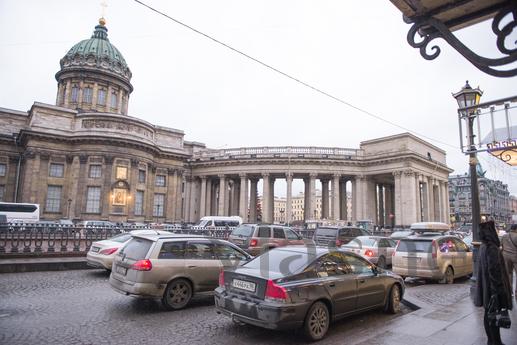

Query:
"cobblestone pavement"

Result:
[[0, 270, 412, 345]]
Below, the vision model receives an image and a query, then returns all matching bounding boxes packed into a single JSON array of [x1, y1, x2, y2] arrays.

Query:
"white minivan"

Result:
[[193, 216, 242, 229]]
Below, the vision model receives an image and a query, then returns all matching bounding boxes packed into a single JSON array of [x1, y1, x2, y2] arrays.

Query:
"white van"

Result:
[[193, 216, 242, 229]]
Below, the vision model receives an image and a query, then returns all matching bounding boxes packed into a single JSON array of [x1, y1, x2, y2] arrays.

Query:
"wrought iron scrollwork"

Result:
[[490, 148, 517, 163], [406, 4, 517, 77]]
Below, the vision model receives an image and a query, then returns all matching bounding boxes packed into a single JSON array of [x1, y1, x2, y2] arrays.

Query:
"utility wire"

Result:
[[133, 0, 458, 149]]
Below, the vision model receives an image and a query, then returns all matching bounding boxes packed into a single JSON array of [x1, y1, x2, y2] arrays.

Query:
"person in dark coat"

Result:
[[474, 220, 513, 345]]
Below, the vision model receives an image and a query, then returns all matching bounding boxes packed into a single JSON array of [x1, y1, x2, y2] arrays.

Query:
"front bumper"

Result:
[[214, 288, 305, 330]]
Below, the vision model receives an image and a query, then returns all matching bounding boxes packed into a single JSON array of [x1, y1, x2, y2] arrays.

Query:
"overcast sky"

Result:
[[1, 0, 516, 195]]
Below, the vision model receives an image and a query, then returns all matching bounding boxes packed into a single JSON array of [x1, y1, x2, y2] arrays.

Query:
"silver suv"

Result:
[[228, 224, 306, 255], [109, 233, 251, 310], [391, 222, 472, 283]]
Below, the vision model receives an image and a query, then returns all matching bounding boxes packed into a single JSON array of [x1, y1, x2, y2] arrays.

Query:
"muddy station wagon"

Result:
[[109, 233, 251, 310]]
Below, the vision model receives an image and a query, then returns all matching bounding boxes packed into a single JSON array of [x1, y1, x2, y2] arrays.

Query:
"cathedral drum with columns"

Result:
[[0, 19, 452, 227]]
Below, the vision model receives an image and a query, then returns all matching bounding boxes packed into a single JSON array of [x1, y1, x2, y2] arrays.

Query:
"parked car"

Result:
[[78, 220, 119, 229], [389, 230, 413, 240], [86, 229, 171, 270], [391, 222, 472, 283], [215, 246, 404, 341], [313, 226, 370, 248], [228, 224, 306, 255], [109, 233, 252, 310], [193, 216, 242, 229], [341, 236, 397, 268]]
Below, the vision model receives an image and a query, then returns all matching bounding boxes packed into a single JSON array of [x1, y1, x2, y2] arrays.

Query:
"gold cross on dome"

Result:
[[100, 0, 108, 18]]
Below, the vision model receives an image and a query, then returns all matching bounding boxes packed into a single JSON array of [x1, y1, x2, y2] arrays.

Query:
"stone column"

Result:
[[414, 175, 422, 222], [321, 178, 330, 219], [92, 82, 99, 107], [393, 171, 403, 227], [117, 91, 124, 115], [106, 85, 112, 111], [199, 176, 207, 218], [309, 173, 317, 220], [101, 155, 114, 219], [351, 177, 357, 222], [364, 177, 377, 222], [184, 176, 192, 221], [128, 159, 139, 220], [303, 177, 310, 221], [73, 155, 88, 216], [353, 176, 366, 222], [421, 178, 430, 221], [378, 184, 385, 227], [401, 170, 418, 226], [427, 176, 436, 221], [239, 173, 248, 222], [231, 179, 240, 216], [443, 181, 450, 223], [205, 178, 212, 216], [37, 153, 49, 210], [262, 173, 270, 223], [175, 171, 184, 221], [66, 155, 79, 220], [331, 174, 340, 221], [340, 178, 348, 221], [145, 164, 156, 221], [249, 178, 258, 222], [64, 80, 71, 107], [189, 177, 198, 222], [384, 185, 394, 228], [269, 177, 275, 223], [286, 173, 293, 225], [218, 174, 227, 216]]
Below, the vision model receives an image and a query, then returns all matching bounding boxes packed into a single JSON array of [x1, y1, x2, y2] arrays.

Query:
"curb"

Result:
[[0, 257, 94, 273]]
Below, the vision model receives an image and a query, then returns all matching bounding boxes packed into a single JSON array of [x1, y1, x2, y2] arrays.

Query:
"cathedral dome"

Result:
[[56, 18, 132, 84]]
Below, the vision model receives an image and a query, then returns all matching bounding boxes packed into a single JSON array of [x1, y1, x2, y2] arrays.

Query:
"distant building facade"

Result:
[[449, 173, 511, 226]]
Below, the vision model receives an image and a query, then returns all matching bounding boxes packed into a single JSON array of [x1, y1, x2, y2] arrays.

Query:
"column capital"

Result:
[[309, 172, 317, 178], [131, 158, 139, 168], [333, 173, 341, 179], [39, 151, 50, 161], [167, 168, 177, 176], [285, 172, 293, 180], [79, 155, 88, 164], [261, 172, 270, 178], [218, 173, 226, 179], [403, 169, 415, 177], [239, 173, 247, 179], [392, 170, 402, 177], [198, 175, 207, 180], [103, 155, 115, 165], [66, 155, 75, 164]]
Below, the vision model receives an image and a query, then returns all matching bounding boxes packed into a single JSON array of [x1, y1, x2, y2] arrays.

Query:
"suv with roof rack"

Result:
[[391, 222, 472, 283], [109, 233, 252, 310]]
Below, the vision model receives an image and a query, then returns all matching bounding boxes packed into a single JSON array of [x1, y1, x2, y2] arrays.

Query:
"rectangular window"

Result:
[[83, 87, 93, 104], [71, 86, 79, 102], [135, 190, 144, 215], [0, 163, 5, 176], [138, 170, 146, 183], [155, 175, 166, 187], [86, 186, 101, 213], [116, 166, 127, 180], [0, 185, 5, 202], [153, 193, 165, 217], [45, 185, 62, 212], [111, 92, 118, 108], [89, 165, 102, 178], [49, 163, 64, 178], [97, 89, 106, 105]]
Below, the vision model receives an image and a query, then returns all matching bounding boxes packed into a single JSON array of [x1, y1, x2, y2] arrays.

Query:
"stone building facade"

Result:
[[0, 19, 453, 227], [449, 172, 511, 226]]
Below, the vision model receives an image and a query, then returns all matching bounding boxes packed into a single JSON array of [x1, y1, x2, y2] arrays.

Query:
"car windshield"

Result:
[[119, 238, 153, 260], [397, 239, 433, 253], [243, 249, 317, 276], [315, 228, 338, 237], [194, 220, 209, 227], [109, 233, 132, 243], [344, 237, 377, 248], [231, 225, 254, 237]]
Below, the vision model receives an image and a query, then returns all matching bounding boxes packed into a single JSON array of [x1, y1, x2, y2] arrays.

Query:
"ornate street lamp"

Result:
[[453, 81, 483, 279]]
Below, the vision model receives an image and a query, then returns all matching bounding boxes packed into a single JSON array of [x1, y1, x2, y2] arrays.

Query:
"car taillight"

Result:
[[219, 269, 225, 288], [431, 240, 437, 259], [131, 259, 152, 271], [250, 239, 258, 247], [265, 279, 288, 302], [392, 240, 400, 256], [365, 249, 374, 257], [99, 247, 118, 255], [335, 239, 343, 247]]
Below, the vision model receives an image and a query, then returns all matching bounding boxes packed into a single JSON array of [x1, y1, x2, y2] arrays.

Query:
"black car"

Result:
[[215, 246, 404, 341], [313, 226, 370, 247]]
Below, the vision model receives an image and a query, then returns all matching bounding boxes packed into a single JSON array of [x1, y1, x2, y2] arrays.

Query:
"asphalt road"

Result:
[[0, 269, 412, 345]]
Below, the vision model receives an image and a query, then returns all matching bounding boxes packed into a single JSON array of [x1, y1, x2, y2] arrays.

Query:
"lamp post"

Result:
[[453, 81, 483, 279]]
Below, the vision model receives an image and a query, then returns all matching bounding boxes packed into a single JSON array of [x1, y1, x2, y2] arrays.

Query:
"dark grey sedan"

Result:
[[215, 246, 404, 341]]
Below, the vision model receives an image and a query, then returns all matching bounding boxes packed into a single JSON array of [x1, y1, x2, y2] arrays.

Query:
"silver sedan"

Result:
[[340, 236, 397, 268]]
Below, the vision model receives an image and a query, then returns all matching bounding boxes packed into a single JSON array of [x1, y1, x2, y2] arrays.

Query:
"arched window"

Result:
[[83, 87, 93, 104], [97, 89, 106, 105], [71, 85, 79, 102]]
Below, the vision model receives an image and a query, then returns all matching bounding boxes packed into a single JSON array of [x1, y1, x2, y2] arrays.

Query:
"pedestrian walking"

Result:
[[501, 224, 517, 298], [474, 220, 513, 345]]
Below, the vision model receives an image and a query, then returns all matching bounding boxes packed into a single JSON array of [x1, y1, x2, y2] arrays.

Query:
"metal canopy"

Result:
[[389, 0, 517, 77]]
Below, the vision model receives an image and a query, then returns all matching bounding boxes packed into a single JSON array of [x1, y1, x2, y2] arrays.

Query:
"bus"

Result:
[[0, 202, 40, 223]]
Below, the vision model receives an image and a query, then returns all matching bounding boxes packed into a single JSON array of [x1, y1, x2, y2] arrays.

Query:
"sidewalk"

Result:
[[379, 282, 517, 345]]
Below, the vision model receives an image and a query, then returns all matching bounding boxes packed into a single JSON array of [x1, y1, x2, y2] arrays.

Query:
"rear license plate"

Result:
[[116, 266, 127, 275], [232, 279, 256, 292], [91, 246, 100, 253]]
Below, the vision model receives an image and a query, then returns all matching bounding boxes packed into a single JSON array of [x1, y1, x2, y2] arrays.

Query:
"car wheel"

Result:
[[303, 301, 330, 341], [441, 266, 454, 284], [162, 278, 192, 310], [377, 256, 386, 269], [385, 284, 401, 314]]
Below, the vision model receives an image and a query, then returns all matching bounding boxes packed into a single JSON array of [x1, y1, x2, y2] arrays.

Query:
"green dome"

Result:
[[58, 20, 132, 83]]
